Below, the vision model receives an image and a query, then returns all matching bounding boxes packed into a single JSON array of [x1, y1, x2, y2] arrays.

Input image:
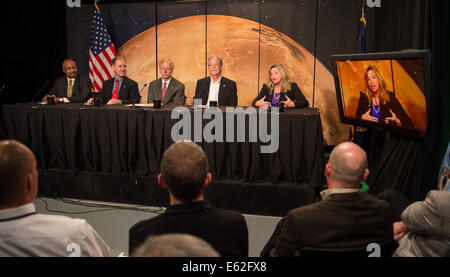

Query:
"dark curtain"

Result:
[[366, 0, 448, 201], [0, 1, 67, 139], [0, 1, 67, 105]]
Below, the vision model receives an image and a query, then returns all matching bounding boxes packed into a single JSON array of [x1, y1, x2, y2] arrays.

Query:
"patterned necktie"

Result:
[[112, 79, 119, 100], [67, 79, 73, 98], [161, 81, 167, 101]]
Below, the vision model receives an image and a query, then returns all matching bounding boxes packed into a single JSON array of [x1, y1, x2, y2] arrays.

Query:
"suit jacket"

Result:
[[355, 91, 413, 129], [147, 77, 185, 105], [268, 192, 393, 256], [394, 190, 450, 257], [100, 77, 140, 104], [49, 74, 91, 103], [252, 82, 309, 108], [129, 201, 249, 257], [194, 77, 237, 106]]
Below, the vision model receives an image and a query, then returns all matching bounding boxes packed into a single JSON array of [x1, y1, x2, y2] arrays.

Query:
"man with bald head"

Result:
[[129, 141, 248, 257], [43, 59, 92, 103], [266, 142, 393, 256], [0, 140, 109, 256]]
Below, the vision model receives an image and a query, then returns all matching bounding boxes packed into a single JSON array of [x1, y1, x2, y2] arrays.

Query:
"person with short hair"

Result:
[[147, 59, 185, 105], [131, 233, 220, 257], [393, 190, 450, 257], [252, 64, 309, 109], [0, 140, 109, 257], [129, 141, 248, 257], [194, 55, 238, 106], [43, 59, 92, 103], [86, 56, 140, 105], [263, 142, 393, 257]]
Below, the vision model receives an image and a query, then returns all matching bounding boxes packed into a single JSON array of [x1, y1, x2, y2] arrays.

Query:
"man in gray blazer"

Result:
[[147, 59, 185, 105], [393, 190, 450, 257]]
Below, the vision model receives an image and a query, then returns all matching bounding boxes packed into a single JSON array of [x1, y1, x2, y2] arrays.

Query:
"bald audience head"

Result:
[[325, 142, 369, 189], [131, 233, 220, 257], [0, 140, 38, 208], [159, 141, 210, 202]]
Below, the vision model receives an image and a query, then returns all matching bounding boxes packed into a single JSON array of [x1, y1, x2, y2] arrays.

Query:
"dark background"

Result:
[[0, 0, 448, 201]]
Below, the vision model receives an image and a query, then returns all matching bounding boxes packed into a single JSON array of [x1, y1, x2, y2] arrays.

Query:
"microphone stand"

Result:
[[132, 83, 147, 108], [30, 80, 50, 106]]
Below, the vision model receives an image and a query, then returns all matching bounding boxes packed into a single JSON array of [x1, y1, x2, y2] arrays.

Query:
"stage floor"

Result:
[[34, 197, 282, 257]]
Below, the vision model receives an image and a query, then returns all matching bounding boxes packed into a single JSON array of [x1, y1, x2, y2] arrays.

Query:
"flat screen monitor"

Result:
[[332, 50, 431, 139]]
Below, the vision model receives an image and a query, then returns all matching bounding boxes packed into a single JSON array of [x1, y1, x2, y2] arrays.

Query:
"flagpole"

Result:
[[360, 0, 366, 27]]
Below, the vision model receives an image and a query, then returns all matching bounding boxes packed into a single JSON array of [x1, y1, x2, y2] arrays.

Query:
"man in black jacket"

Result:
[[194, 55, 237, 106], [129, 141, 248, 257], [86, 56, 140, 105], [43, 59, 91, 103]]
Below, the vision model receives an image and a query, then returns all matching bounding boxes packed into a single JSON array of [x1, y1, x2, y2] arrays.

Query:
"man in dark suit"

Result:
[[147, 59, 185, 105], [194, 55, 237, 106], [86, 56, 140, 105], [262, 142, 394, 257], [43, 59, 91, 103], [129, 141, 248, 257]]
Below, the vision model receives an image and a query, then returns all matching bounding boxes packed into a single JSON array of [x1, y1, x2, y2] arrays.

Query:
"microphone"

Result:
[[132, 83, 147, 108], [30, 80, 49, 105]]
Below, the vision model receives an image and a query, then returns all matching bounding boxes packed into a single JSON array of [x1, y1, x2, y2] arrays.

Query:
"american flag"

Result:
[[89, 8, 117, 92]]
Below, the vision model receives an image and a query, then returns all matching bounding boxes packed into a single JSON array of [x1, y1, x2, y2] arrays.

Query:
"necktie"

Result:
[[112, 79, 119, 100], [67, 79, 73, 98], [161, 81, 167, 101]]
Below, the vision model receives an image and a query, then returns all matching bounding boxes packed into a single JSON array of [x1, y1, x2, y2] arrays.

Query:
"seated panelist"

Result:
[[194, 55, 237, 107], [43, 59, 91, 103], [252, 64, 309, 109], [148, 59, 185, 105], [86, 56, 140, 105]]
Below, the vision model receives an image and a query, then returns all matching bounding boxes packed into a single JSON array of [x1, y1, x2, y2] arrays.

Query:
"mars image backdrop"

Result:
[[67, 0, 377, 145]]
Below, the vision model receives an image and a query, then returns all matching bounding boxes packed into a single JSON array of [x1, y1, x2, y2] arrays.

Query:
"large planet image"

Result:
[[118, 15, 349, 145]]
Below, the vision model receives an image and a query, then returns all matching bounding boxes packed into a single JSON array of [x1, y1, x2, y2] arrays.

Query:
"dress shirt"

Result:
[[207, 76, 222, 105], [162, 77, 172, 88], [111, 77, 124, 96], [0, 203, 110, 257], [320, 188, 361, 200]]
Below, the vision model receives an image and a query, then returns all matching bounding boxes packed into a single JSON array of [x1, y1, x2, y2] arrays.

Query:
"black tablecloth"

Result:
[[2, 103, 325, 188]]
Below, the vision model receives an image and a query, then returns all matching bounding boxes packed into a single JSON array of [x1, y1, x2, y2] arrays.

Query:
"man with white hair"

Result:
[[266, 142, 393, 256], [194, 55, 237, 106], [147, 59, 185, 105]]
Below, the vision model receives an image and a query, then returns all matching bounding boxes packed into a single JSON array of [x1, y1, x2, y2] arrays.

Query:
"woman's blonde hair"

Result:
[[267, 64, 292, 94], [364, 65, 390, 105]]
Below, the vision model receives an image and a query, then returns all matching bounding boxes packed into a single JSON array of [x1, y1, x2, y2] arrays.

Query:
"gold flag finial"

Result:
[[94, 0, 100, 13]]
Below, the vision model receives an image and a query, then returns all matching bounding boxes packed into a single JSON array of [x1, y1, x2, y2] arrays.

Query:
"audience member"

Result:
[[262, 142, 394, 257], [129, 141, 248, 257], [0, 140, 110, 257], [378, 188, 413, 222], [393, 190, 450, 257], [131, 233, 220, 257]]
